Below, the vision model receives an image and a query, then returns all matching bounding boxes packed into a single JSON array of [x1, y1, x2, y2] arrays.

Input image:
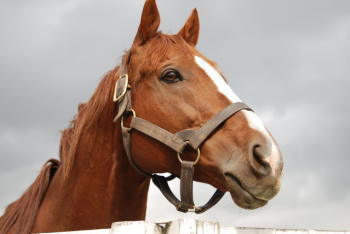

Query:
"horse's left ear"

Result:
[[178, 8, 200, 46]]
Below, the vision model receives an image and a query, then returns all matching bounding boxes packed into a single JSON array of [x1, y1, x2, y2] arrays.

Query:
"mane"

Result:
[[0, 159, 59, 234], [59, 65, 121, 178], [0, 66, 121, 234]]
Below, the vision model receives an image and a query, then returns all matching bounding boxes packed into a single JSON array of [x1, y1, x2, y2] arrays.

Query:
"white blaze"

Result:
[[195, 56, 241, 103], [194, 56, 270, 138]]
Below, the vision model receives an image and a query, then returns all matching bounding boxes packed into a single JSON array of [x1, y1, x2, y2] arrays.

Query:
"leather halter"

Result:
[[113, 64, 253, 213]]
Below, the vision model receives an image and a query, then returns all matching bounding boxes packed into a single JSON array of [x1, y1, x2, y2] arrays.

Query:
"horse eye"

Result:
[[161, 70, 183, 84]]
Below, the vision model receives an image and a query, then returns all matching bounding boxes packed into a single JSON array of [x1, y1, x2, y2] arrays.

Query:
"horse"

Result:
[[0, 0, 283, 233]]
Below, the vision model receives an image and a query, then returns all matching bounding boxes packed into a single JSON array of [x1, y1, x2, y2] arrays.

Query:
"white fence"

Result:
[[42, 219, 349, 234]]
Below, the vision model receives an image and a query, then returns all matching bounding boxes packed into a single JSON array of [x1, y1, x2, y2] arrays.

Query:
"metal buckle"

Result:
[[113, 74, 129, 102], [120, 109, 136, 130], [187, 207, 197, 212]]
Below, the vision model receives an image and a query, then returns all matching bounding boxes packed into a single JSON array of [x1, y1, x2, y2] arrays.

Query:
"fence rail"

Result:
[[41, 219, 349, 234]]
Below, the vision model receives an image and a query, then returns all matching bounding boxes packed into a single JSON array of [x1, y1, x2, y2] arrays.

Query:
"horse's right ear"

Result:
[[133, 0, 160, 46], [178, 8, 200, 46]]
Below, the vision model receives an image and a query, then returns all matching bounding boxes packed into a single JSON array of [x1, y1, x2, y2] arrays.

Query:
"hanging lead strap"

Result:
[[179, 161, 195, 211]]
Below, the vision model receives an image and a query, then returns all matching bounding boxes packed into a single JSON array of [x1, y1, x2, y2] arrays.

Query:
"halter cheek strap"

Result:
[[113, 70, 253, 213]]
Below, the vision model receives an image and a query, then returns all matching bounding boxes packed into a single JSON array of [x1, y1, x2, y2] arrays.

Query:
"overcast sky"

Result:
[[1, 0, 350, 231]]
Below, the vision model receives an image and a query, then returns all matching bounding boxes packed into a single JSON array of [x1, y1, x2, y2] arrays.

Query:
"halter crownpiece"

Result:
[[113, 65, 253, 213]]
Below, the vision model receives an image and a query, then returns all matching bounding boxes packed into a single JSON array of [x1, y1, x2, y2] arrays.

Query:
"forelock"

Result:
[[131, 33, 194, 68]]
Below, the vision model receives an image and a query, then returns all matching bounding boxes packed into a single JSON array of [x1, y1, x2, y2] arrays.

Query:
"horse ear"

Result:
[[178, 8, 200, 46], [133, 0, 160, 46]]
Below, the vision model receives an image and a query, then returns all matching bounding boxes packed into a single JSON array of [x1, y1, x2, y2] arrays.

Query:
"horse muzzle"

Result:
[[223, 138, 283, 209]]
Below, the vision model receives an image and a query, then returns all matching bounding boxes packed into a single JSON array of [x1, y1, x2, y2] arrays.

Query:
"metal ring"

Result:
[[187, 207, 198, 213], [120, 109, 136, 129], [177, 148, 201, 165]]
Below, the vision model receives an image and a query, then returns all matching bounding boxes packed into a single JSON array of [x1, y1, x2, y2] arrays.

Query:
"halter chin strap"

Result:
[[113, 68, 253, 213]]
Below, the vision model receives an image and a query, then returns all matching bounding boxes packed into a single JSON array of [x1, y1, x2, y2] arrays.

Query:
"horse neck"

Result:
[[66, 120, 151, 221], [33, 74, 150, 232]]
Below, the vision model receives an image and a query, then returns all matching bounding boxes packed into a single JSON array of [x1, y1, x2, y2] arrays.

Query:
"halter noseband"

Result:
[[113, 65, 253, 213]]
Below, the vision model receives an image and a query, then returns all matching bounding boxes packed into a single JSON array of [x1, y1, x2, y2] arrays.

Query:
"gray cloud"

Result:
[[1, 0, 349, 231]]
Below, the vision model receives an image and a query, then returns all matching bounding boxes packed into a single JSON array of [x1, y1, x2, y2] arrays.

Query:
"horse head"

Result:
[[121, 0, 283, 210]]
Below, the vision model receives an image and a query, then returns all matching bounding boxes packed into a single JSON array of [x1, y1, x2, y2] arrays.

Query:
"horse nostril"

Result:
[[250, 145, 271, 177], [253, 145, 268, 163]]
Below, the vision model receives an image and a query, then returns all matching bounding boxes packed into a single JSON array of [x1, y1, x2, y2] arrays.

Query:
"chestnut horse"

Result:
[[0, 0, 283, 233]]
